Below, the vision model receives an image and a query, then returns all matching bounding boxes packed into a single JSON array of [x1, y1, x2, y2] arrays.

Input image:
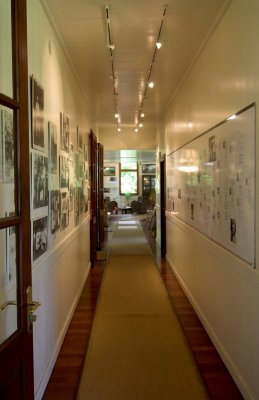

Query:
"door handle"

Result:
[[26, 286, 41, 331]]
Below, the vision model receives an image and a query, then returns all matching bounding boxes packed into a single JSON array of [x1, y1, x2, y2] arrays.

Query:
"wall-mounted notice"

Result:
[[167, 105, 255, 266]]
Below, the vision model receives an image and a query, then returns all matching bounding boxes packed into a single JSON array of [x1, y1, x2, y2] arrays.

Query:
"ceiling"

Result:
[[42, 0, 228, 134]]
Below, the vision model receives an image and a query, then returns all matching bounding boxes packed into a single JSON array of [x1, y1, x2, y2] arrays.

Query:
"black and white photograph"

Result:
[[209, 135, 216, 162], [230, 218, 237, 243], [50, 190, 61, 234], [60, 191, 69, 231], [77, 126, 83, 151], [31, 76, 44, 151], [2, 109, 14, 183], [48, 121, 58, 174], [141, 164, 156, 174], [69, 183, 74, 212], [60, 113, 70, 153], [59, 155, 69, 188], [74, 187, 80, 226], [32, 216, 48, 261], [32, 152, 48, 209]]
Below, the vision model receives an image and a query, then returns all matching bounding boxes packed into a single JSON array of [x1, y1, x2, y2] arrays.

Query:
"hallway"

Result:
[[43, 215, 243, 400]]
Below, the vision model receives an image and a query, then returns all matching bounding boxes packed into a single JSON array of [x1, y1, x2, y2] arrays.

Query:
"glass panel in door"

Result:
[[0, 1, 13, 98], [0, 226, 17, 345]]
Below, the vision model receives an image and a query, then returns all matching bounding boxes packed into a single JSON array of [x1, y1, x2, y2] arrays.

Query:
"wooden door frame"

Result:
[[0, 0, 34, 398], [160, 156, 166, 257]]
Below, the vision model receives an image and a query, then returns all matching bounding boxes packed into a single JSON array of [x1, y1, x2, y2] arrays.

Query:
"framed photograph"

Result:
[[104, 166, 115, 176], [32, 152, 48, 209], [0, 110, 3, 182], [59, 155, 69, 188], [83, 181, 88, 213], [50, 190, 60, 234], [48, 121, 57, 174], [2, 109, 14, 183], [74, 187, 80, 226], [60, 191, 69, 231], [32, 216, 48, 261], [60, 113, 69, 153], [31, 75, 44, 151], [84, 143, 88, 161], [77, 126, 83, 151], [141, 164, 156, 174]]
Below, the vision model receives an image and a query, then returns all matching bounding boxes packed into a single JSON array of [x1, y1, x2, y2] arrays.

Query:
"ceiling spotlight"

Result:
[[134, 128, 139, 133], [140, 113, 145, 118], [114, 113, 119, 118], [139, 123, 143, 128], [156, 41, 162, 49], [227, 114, 237, 120], [148, 81, 154, 88], [117, 127, 121, 132]]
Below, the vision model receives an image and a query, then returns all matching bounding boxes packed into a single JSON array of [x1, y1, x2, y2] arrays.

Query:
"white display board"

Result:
[[167, 105, 255, 266]]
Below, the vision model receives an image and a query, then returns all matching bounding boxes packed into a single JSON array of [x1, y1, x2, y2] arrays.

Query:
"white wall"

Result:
[[27, 1, 93, 398], [164, 1, 259, 399]]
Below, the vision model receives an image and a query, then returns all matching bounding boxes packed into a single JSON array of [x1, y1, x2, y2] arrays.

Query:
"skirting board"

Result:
[[34, 262, 91, 400], [166, 253, 252, 400]]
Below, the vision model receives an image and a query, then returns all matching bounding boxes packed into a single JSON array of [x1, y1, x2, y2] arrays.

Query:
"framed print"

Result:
[[74, 187, 80, 226], [141, 164, 156, 174], [77, 126, 82, 151], [60, 113, 69, 153], [48, 121, 58, 174], [5, 215, 16, 285], [50, 190, 60, 234], [2, 108, 14, 183], [32, 152, 49, 209], [0, 109, 3, 182], [84, 143, 88, 161], [59, 155, 69, 188], [32, 216, 48, 261], [104, 166, 115, 176], [31, 75, 44, 151], [60, 191, 69, 231]]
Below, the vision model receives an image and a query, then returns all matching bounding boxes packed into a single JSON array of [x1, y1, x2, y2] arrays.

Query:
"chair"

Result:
[[108, 200, 118, 214]]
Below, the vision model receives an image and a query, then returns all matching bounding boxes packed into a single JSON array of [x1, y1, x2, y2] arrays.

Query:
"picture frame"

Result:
[[60, 113, 70, 153], [32, 152, 49, 209], [48, 121, 58, 174], [77, 126, 83, 151], [32, 216, 48, 261], [104, 166, 115, 176], [59, 155, 69, 188], [2, 108, 14, 183], [31, 75, 44, 151], [60, 191, 69, 231], [141, 164, 156, 174], [50, 190, 61, 234]]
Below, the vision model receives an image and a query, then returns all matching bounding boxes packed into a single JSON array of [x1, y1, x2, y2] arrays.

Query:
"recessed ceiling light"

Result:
[[156, 42, 162, 49], [139, 123, 143, 128], [117, 127, 121, 132], [134, 128, 139, 133], [140, 113, 145, 118], [114, 113, 119, 118], [148, 82, 154, 88]]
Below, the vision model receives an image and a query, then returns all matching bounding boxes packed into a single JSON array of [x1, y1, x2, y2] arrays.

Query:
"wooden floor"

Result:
[[43, 216, 243, 400]]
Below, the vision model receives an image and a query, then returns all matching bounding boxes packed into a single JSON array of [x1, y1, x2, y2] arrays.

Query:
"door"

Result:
[[89, 130, 97, 266], [0, 1, 35, 399]]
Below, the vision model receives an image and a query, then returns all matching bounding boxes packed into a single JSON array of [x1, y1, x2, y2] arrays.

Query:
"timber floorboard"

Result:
[[43, 216, 243, 400]]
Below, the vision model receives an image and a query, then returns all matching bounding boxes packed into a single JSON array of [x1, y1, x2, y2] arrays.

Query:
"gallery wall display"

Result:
[[31, 76, 44, 151], [30, 74, 90, 262], [166, 104, 255, 266]]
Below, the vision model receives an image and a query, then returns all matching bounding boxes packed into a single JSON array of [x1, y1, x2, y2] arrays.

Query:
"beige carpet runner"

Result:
[[77, 218, 208, 399]]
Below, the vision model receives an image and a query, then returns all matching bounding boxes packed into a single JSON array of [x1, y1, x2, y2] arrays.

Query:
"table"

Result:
[[121, 206, 132, 214]]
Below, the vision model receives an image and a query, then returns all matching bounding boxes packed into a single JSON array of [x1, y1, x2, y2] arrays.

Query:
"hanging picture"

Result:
[[50, 190, 61, 234], [32, 216, 48, 261], [60, 191, 69, 231], [77, 126, 83, 151], [60, 113, 70, 153], [59, 155, 69, 188], [2, 109, 14, 183], [31, 75, 44, 151], [5, 214, 16, 285], [48, 121, 58, 174], [74, 186, 80, 226], [0, 109, 3, 182], [32, 152, 48, 209]]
